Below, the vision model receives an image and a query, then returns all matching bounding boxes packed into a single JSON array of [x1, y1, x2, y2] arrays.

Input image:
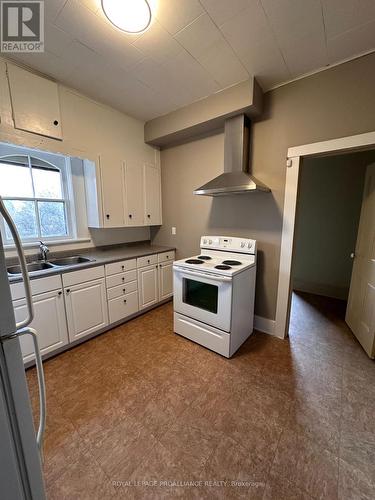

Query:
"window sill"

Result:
[[3, 238, 91, 250]]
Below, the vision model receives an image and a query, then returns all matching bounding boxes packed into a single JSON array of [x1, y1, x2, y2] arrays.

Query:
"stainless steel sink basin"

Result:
[[48, 256, 94, 266], [7, 262, 54, 275]]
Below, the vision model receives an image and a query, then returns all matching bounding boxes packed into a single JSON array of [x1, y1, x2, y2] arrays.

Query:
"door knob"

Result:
[[350, 253, 355, 259]]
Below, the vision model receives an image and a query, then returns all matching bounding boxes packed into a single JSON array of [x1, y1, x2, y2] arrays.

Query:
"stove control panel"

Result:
[[201, 236, 257, 254]]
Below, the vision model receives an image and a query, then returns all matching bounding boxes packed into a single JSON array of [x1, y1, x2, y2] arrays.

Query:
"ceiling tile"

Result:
[[44, 23, 72, 57], [155, 0, 204, 35], [322, 0, 375, 39], [175, 14, 221, 55], [219, 2, 275, 52], [327, 19, 375, 63], [45, 0, 67, 22], [281, 31, 328, 77], [161, 49, 220, 101], [261, 0, 325, 42], [132, 57, 171, 90], [133, 21, 182, 65], [197, 38, 249, 88], [200, 0, 251, 26]]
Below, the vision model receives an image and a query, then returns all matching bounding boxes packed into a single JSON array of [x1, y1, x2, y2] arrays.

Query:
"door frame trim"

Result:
[[275, 130, 375, 339]]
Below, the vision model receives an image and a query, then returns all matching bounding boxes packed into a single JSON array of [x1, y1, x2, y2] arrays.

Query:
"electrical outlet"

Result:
[[171, 227, 176, 235]]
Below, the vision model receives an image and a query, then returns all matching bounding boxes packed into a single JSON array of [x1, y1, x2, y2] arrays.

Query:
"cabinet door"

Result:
[[65, 278, 108, 342], [159, 261, 174, 301], [143, 163, 162, 225], [7, 63, 62, 140], [100, 154, 124, 227], [123, 161, 144, 226], [138, 265, 159, 310], [13, 290, 68, 363]]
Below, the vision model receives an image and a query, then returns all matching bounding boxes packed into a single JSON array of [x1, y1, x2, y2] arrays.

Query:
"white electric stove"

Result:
[[173, 236, 256, 358]]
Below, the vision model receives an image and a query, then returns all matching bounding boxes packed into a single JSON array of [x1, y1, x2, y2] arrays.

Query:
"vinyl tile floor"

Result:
[[26, 293, 375, 499]]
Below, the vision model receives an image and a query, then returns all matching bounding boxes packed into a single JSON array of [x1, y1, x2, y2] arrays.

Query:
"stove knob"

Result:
[[203, 239, 207, 244], [248, 242, 252, 249], [241, 241, 245, 248], [208, 239, 212, 244]]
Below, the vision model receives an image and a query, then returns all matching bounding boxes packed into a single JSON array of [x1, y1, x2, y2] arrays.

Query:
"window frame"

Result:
[[0, 153, 76, 245]]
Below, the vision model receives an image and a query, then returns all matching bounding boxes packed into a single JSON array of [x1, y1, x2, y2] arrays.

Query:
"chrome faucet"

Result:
[[39, 241, 49, 262]]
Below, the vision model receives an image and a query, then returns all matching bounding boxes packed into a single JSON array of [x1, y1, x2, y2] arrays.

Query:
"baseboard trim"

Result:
[[254, 315, 276, 336]]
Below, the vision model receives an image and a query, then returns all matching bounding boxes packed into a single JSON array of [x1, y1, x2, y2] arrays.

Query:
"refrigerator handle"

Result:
[[0, 198, 34, 329], [17, 327, 46, 460]]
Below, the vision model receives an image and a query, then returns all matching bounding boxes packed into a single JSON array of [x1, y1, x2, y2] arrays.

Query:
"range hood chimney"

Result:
[[193, 114, 270, 196]]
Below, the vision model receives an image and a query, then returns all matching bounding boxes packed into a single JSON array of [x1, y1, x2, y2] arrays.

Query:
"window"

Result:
[[0, 154, 74, 243]]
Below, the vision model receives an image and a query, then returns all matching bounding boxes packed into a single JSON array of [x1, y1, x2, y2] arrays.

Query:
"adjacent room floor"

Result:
[[26, 294, 375, 499]]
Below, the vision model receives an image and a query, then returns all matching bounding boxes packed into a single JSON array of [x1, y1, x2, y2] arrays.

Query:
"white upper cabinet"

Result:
[[100, 153, 125, 227], [123, 160, 144, 226], [144, 163, 162, 226], [85, 156, 162, 228], [7, 63, 62, 140]]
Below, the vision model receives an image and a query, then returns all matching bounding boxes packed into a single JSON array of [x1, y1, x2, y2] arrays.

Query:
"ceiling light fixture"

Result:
[[101, 0, 152, 34]]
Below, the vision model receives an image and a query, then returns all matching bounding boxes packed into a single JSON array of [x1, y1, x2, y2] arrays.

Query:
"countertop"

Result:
[[7, 243, 176, 283]]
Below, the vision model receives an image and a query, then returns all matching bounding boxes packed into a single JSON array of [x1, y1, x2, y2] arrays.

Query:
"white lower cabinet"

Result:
[[158, 261, 173, 300], [13, 289, 68, 364], [138, 265, 159, 310], [64, 278, 108, 342], [108, 290, 139, 324]]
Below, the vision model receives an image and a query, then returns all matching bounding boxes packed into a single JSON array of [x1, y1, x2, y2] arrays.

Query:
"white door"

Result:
[[144, 163, 162, 225], [100, 153, 124, 227], [346, 164, 375, 358], [138, 265, 159, 310], [159, 262, 173, 300], [123, 160, 144, 226], [65, 278, 108, 342], [13, 290, 68, 363]]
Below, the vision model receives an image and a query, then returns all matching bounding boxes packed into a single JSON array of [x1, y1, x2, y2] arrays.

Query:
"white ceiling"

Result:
[[7, 0, 375, 121]]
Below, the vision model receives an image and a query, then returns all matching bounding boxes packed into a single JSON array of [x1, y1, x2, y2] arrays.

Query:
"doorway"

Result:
[[275, 130, 375, 359], [289, 150, 374, 353]]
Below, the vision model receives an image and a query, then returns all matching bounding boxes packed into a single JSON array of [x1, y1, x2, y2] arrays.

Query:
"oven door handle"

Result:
[[174, 267, 232, 282]]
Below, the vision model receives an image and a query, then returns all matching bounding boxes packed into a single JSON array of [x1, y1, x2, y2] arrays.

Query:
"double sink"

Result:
[[7, 256, 95, 276]]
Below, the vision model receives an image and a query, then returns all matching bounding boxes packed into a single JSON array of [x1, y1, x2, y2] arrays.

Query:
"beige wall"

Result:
[[293, 152, 375, 300], [151, 52, 375, 320]]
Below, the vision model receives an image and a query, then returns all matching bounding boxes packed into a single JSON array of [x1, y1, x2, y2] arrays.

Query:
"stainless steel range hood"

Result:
[[193, 114, 270, 196]]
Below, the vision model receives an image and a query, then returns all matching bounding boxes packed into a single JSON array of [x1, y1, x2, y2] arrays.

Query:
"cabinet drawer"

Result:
[[106, 269, 137, 289], [108, 291, 138, 324], [105, 259, 136, 276], [107, 280, 137, 300], [10, 275, 62, 301], [137, 254, 157, 268], [62, 266, 104, 287], [158, 251, 175, 263]]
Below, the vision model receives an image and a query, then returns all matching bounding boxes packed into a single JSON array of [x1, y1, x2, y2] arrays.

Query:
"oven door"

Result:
[[173, 267, 232, 332]]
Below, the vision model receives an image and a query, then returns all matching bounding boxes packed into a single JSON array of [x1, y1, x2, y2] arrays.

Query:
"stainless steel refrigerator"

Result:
[[0, 198, 46, 499]]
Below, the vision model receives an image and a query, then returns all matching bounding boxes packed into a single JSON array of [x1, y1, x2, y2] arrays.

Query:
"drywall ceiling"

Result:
[[7, 0, 375, 121]]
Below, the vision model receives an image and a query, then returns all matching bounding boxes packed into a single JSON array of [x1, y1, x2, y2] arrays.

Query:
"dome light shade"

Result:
[[102, 0, 152, 34]]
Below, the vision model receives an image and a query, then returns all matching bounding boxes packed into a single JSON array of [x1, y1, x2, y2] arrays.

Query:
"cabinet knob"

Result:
[[58, 291, 62, 296], [147, 214, 151, 218], [66, 289, 70, 294], [123, 299, 127, 304], [123, 288, 126, 293], [122, 277, 125, 281], [121, 265, 125, 270], [106, 214, 110, 219], [53, 120, 59, 126], [147, 259, 150, 264], [129, 214, 132, 218]]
